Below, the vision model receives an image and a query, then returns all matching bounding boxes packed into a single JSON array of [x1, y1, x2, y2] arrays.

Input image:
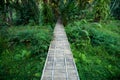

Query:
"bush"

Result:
[[9, 26, 52, 56], [66, 21, 90, 49], [66, 20, 120, 55]]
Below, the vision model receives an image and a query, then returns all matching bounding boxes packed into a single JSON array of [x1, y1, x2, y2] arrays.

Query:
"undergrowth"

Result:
[[0, 25, 53, 80], [65, 20, 120, 80]]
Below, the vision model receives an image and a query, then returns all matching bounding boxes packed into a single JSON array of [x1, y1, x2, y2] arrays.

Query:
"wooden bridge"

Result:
[[41, 19, 80, 80]]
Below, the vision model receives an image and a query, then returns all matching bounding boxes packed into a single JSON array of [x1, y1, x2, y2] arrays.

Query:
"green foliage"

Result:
[[111, 0, 120, 20], [93, 0, 111, 22], [0, 25, 53, 80], [0, 0, 41, 26], [8, 26, 53, 56], [15, 0, 40, 25], [41, 3, 55, 25], [59, 0, 82, 25], [78, 0, 89, 10], [66, 28, 90, 49], [0, 26, 9, 54], [66, 19, 90, 48], [65, 20, 120, 80]]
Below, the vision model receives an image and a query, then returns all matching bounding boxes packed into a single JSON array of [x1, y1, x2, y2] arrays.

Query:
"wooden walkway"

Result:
[[41, 19, 80, 80]]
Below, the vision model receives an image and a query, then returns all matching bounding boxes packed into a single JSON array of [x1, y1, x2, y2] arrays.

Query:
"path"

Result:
[[41, 19, 80, 80]]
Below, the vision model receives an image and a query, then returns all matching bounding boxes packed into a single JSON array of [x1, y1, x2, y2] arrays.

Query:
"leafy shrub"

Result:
[[87, 26, 120, 56], [66, 22, 90, 49], [66, 20, 120, 55], [8, 26, 53, 56]]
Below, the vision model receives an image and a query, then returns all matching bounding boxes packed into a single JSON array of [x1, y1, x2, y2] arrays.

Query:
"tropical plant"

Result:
[[110, 0, 120, 19], [93, 0, 111, 22]]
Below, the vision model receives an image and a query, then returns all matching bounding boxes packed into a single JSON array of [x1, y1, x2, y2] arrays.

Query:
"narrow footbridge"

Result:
[[41, 19, 80, 80]]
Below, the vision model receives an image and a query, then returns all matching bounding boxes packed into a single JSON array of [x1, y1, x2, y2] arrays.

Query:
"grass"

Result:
[[0, 25, 53, 80], [65, 20, 120, 80]]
